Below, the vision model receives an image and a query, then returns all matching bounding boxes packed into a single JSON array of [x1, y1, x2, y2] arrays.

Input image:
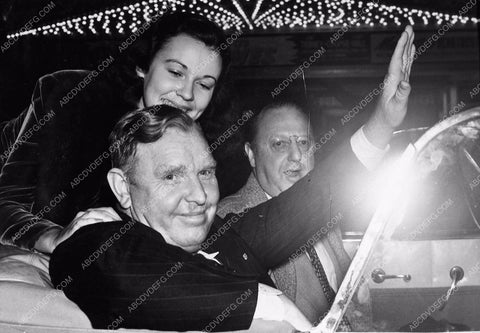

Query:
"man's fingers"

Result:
[[405, 28, 415, 81], [402, 27, 414, 78], [402, 34, 410, 74], [407, 29, 415, 59], [389, 30, 409, 75], [381, 73, 401, 101], [405, 25, 414, 49], [406, 43, 416, 80]]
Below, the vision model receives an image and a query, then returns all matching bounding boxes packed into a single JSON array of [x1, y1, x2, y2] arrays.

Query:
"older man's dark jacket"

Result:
[[50, 212, 267, 332]]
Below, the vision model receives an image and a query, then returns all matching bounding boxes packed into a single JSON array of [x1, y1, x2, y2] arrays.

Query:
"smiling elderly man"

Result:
[[50, 106, 320, 332], [49, 104, 369, 332]]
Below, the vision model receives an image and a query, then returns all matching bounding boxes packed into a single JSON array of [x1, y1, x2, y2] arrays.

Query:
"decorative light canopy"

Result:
[[6, 0, 478, 39], [6, 0, 243, 38], [254, 0, 478, 29]]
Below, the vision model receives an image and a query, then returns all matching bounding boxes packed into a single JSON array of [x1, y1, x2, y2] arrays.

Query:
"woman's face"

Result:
[[139, 33, 223, 120]]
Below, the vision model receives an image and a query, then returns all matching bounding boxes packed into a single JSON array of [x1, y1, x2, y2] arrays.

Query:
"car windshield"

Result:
[[314, 109, 480, 333]]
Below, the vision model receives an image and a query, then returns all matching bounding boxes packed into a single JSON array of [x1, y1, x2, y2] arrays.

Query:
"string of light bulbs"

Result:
[[254, 0, 478, 29], [6, 0, 478, 39], [7, 0, 243, 38]]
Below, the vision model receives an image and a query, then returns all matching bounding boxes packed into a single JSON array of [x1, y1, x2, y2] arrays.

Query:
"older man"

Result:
[[50, 26, 415, 332], [217, 101, 357, 323], [50, 106, 331, 332]]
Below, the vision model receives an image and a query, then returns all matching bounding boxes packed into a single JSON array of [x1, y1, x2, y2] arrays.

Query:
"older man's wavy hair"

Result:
[[109, 105, 197, 177]]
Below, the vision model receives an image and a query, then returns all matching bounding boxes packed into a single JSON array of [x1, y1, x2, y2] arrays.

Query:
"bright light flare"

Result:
[[359, 144, 419, 237]]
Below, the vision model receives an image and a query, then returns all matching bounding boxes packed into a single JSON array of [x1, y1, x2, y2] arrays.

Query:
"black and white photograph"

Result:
[[0, 0, 479, 332]]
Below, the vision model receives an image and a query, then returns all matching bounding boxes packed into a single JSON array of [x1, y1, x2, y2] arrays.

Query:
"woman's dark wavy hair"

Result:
[[104, 11, 233, 137], [135, 11, 231, 79]]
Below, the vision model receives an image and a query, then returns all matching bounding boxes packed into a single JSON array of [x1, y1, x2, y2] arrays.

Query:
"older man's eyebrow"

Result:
[[153, 165, 187, 178], [203, 160, 217, 169]]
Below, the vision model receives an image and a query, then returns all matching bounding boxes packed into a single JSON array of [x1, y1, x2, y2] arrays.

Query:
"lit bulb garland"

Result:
[[6, 0, 478, 39], [6, 0, 244, 38], [254, 0, 478, 30]]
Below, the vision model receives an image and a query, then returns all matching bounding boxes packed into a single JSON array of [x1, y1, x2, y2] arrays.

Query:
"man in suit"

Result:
[[50, 106, 325, 332], [217, 101, 386, 323], [50, 26, 416, 332], [48, 104, 378, 331]]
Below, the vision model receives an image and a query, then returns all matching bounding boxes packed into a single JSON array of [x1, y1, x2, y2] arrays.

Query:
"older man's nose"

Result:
[[288, 141, 302, 162], [186, 177, 207, 205]]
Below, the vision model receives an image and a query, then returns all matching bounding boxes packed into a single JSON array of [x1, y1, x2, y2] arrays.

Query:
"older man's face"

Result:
[[247, 106, 314, 197], [127, 127, 219, 252]]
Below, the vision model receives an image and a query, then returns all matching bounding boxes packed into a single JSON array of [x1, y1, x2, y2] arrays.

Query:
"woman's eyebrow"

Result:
[[165, 59, 217, 82], [202, 75, 217, 83], [165, 59, 187, 69]]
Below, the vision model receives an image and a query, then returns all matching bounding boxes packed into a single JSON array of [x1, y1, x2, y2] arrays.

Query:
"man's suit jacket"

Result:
[[217, 173, 351, 323], [50, 213, 267, 332]]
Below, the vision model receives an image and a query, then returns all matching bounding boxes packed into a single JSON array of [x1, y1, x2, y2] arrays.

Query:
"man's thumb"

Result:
[[394, 80, 411, 103]]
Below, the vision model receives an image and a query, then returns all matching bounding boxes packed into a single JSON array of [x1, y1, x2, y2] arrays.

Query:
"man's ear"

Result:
[[135, 66, 146, 79], [107, 168, 132, 210], [244, 142, 256, 169]]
